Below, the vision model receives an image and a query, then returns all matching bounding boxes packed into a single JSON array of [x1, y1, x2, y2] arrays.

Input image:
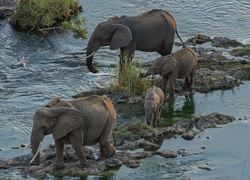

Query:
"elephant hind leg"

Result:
[[188, 68, 196, 89], [183, 76, 190, 88], [98, 121, 116, 159]]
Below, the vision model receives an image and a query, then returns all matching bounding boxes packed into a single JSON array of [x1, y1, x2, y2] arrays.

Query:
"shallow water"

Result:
[[0, 0, 250, 179]]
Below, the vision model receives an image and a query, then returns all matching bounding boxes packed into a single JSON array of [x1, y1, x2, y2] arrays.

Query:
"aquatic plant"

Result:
[[111, 53, 151, 98]]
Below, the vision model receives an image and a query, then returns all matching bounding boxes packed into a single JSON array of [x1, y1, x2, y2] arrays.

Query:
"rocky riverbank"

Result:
[[0, 34, 249, 178], [0, 112, 237, 179]]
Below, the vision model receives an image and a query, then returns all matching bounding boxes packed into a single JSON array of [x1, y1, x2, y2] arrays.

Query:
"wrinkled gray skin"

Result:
[[142, 47, 198, 101], [144, 86, 165, 128], [30, 95, 116, 170], [86, 9, 185, 73]]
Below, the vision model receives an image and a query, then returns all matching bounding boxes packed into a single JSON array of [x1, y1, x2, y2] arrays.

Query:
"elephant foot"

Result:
[[53, 163, 65, 170]]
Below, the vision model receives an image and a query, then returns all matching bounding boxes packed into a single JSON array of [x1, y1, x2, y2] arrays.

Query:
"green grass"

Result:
[[10, 0, 87, 38], [110, 54, 151, 98], [115, 119, 155, 140], [231, 46, 250, 56]]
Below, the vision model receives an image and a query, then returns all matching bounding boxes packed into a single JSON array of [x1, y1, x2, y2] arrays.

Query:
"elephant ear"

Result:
[[161, 55, 179, 76], [110, 24, 132, 50], [50, 107, 84, 140]]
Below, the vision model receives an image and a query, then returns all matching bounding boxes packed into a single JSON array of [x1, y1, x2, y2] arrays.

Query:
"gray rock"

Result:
[[155, 150, 177, 158], [182, 130, 197, 140]]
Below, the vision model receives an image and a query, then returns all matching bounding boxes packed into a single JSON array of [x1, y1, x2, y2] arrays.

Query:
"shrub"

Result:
[[10, 0, 87, 38], [111, 55, 151, 98]]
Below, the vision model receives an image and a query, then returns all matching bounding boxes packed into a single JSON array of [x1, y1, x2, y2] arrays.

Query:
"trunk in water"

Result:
[[86, 50, 98, 73]]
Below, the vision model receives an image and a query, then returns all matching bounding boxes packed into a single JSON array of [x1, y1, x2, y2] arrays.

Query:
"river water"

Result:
[[0, 0, 250, 179]]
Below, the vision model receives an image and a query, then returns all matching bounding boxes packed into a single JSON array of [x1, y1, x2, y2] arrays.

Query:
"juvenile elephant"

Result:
[[142, 47, 198, 101], [144, 86, 165, 128], [86, 9, 185, 73], [30, 95, 116, 170]]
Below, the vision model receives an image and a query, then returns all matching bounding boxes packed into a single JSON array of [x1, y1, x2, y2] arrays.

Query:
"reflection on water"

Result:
[[162, 94, 195, 120]]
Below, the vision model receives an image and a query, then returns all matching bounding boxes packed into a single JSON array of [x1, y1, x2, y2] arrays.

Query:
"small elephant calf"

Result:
[[144, 86, 165, 128], [142, 47, 198, 101]]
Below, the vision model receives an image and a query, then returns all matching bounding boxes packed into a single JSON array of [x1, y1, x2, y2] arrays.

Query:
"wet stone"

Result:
[[196, 112, 236, 131], [30, 171, 47, 179], [212, 37, 243, 48], [139, 140, 160, 150], [155, 150, 177, 158], [119, 141, 140, 150], [182, 130, 197, 140], [104, 158, 122, 168]]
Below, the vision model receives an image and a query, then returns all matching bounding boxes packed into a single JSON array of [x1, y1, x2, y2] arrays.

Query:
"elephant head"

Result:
[[142, 55, 179, 78], [30, 106, 84, 165], [86, 21, 133, 73]]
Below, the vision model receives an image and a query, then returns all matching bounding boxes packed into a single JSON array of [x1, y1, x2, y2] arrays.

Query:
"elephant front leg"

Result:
[[153, 109, 159, 128], [188, 68, 196, 89], [157, 106, 163, 122], [53, 139, 66, 170], [167, 72, 177, 101], [161, 76, 168, 98]]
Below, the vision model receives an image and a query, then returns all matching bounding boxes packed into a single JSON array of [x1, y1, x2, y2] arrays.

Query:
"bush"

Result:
[[10, 0, 87, 38], [111, 54, 151, 98]]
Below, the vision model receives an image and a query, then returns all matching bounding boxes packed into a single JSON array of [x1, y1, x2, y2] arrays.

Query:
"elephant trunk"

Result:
[[30, 130, 43, 165], [86, 36, 100, 73], [86, 50, 98, 73], [141, 69, 155, 78]]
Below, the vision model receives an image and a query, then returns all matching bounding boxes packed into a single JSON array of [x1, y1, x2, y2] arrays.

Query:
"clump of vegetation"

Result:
[[10, 0, 87, 38], [230, 46, 250, 56], [115, 119, 155, 140], [111, 55, 151, 98]]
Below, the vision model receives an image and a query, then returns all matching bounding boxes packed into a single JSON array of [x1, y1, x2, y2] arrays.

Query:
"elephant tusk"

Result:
[[30, 142, 42, 165], [86, 51, 95, 58], [150, 75, 154, 81], [23, 142, 31, 152]]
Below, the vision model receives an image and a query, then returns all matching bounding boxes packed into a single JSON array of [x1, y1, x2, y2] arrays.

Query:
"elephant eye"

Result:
[[42, 126, 47, 131]]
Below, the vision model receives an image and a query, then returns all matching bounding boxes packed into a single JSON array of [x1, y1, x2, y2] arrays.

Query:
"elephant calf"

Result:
[[30, 95, 116, 170], [144, 86, 165, 128], [142, 47, 198, 101]]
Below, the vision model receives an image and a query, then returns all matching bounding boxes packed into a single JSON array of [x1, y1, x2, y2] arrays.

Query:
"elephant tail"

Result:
[[176, 29, 185, 48]]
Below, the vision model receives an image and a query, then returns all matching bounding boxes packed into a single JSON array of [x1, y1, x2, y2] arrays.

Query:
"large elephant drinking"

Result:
[[86, 9, 185, 73], [30, 95, 116, 170]]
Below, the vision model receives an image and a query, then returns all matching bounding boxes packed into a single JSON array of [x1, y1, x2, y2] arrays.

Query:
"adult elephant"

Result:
[[86, 9, 185, 73], [141, 47, 198, 101], [30, 95, 116, 170]]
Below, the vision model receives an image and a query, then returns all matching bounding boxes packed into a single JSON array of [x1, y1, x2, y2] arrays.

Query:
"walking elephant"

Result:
[[30, 95, 116, 170], [86, 9, 185, 73], [144, 86, 165, 128], [142, 47, 198, 101]]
